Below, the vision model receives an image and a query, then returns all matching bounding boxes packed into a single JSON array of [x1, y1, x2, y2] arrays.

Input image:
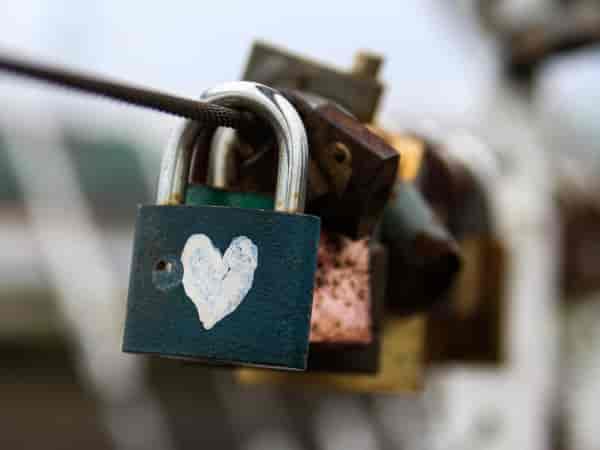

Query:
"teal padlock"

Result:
[[123, 82, 321, 370]]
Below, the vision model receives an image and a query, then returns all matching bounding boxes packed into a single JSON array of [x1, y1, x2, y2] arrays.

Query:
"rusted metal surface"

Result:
[[305, 241, 386, 373], [310, 231, 372, 344], [289, 91, 399, 238]]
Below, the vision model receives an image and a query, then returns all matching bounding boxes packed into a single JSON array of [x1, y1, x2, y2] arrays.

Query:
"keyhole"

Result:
[[155, 260, 173, 273], [332, 142, 350, 163], [152, 256, 182, 291]]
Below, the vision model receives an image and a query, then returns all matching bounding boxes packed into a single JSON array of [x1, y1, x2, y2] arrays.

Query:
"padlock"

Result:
[[122, 81, 321, 371], [284, 90, 399, 238], [206, 126, 386, 373]]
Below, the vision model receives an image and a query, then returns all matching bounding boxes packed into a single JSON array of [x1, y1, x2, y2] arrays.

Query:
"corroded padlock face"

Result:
[[123, 204, 320, 370]]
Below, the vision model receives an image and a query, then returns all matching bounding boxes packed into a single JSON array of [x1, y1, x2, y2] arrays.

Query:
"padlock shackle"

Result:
[[207, 127, 236, 189], [157, 82, 309, 213]]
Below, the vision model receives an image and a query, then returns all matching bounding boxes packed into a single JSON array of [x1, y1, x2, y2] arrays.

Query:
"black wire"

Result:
[[0, 52, 261, 132]]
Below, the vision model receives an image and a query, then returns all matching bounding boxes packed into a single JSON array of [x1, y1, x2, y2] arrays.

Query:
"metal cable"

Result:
[[0, 52, 261, 132]]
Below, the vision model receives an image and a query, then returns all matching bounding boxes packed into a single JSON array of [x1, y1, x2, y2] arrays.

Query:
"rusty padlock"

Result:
[[306, 235, 387, 373], [123, 82, 321, 370]]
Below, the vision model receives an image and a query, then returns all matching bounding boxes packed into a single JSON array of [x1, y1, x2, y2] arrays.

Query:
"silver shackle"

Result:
[[207, 127, 237, 189], [156, 81, 309, 212]]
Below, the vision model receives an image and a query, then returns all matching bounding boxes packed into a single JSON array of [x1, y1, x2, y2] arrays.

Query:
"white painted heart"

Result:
[[181, 234, 258, 330]]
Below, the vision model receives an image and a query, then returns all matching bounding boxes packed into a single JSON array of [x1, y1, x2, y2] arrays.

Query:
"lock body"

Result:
[[123, 204, 320, 370]]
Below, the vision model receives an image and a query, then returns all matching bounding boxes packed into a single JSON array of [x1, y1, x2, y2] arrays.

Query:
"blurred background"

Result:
[[1, 0, 600, 449]]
